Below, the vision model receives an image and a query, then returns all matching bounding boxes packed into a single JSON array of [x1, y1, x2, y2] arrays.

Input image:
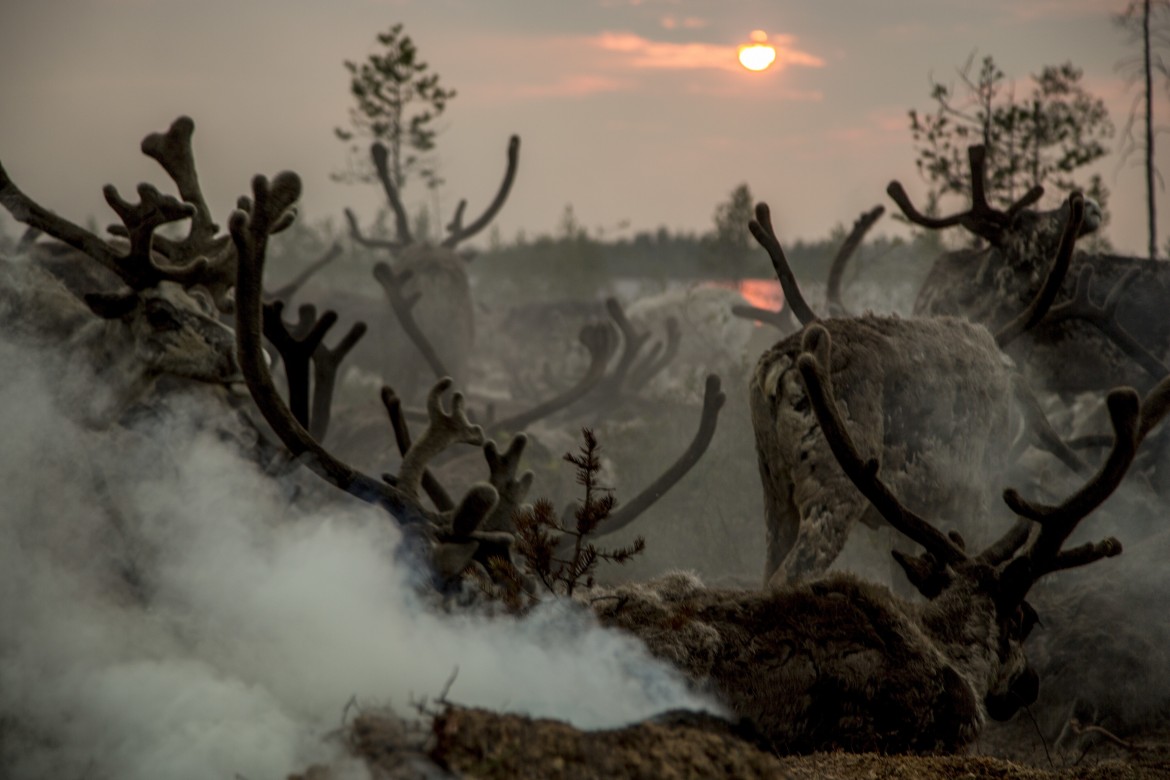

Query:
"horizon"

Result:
[[0, 0, 1162, 256]]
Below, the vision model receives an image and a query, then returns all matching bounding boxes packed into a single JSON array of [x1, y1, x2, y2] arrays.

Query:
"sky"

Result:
[[0, 0, 1163, 255]]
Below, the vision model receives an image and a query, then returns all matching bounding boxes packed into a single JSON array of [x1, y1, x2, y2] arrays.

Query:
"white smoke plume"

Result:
[[0, 339, 716, 779]]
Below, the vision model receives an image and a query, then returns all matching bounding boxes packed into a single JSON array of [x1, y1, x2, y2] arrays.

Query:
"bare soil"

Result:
[[292, 706, 1170, 780]]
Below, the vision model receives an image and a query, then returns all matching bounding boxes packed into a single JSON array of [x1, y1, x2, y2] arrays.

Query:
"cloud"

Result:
[[503, 74, 632, 99], [590, 31, 825, 74]]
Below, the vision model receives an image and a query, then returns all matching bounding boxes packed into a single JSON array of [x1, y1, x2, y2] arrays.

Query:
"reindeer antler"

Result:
[[232, 170, 498, 533], [373, 261, 450, 380], [442, 135, 521, 249], [0, 116, 282, 311], [887, 145, 1044, 244], [799, 317, 1169, 608], [796, 325, 969, 567], [994, 192, 1084, 348], [590, 374, 726, 537], [826, 205, 885, 317], [749, 202, 819, 326], [1042, 266, 1170, 381]]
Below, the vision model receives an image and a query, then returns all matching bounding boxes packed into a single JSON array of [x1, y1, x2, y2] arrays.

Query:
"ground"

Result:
[[291, 706, 1170, 780]]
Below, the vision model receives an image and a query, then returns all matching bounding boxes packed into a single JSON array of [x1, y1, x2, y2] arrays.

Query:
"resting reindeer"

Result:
[[0, 117, 271, 425], [594, 321, 1167, 754], [750, 195, 1086, 588], [890, 144, 1170, 396]]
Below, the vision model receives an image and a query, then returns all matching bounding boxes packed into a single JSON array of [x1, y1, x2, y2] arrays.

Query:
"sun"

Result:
[[738, 30, 777, 72]]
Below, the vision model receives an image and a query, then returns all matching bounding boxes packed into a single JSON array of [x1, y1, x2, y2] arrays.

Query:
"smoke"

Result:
[[0, 339, 716, 780]]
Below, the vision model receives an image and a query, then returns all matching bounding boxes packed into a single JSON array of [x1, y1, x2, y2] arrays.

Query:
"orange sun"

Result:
[[738, 30, 777, 72]]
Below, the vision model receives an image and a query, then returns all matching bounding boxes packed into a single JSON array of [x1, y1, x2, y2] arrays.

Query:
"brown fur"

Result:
[[592, 568, 1029, 754], [913, 199, 1170, 395], [0, 253, 239, 425], [750, 315, 1016, 586]]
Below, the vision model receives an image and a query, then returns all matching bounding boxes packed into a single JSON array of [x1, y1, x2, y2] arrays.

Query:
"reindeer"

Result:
[[332, 135, 520, 403], [749, 195, 1086, 588], [594, 321, 1167, 754], [0, 117, 276, 426], [889, 144, 1170, 397], [231, 171, 726, 586]]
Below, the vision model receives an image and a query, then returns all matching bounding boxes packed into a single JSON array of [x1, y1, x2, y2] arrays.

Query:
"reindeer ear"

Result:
[[83, 291, 139, 320]]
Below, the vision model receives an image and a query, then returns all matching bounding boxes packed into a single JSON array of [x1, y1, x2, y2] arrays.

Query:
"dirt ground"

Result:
[[291, 705, 1170, 780]]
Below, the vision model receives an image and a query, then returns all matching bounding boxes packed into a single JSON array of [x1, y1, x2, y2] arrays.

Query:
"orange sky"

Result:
[[0, 0, 1160, 255]]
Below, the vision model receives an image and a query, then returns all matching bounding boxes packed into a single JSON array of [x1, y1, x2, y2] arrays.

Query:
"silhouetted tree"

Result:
[[705, 183, 755, 275], [1116, 1, 1170, 259], [334, 23, 456, 192], [909, 53, 1113, 222]]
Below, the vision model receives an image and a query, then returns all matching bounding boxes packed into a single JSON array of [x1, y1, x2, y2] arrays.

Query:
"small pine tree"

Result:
[[481, 428, 645, 612]]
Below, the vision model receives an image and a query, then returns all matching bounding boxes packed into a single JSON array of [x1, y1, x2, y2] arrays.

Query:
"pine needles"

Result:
[[480, 428, 645, 612]]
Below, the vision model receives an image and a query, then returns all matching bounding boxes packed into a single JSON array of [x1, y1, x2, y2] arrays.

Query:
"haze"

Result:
[[0, 0, 1158, 254]]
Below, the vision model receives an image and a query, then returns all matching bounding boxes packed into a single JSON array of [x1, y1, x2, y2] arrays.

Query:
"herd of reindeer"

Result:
[[3, 115, 1170, 761]]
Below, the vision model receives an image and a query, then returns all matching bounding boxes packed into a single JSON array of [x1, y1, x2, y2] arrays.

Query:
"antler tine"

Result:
[[101, 182, 213, 289], [263, 301, 339, 428], [885, 181, 967, 230], [826, 205, 885, 317], [480, 435, 536, 533], [309, 320, 367, 441], [997, 387, 1144, 598], [628, 317, 681, 391], [796, 324, 968, 566], [1045, 266, 1170, 382], [1140, 375, 1170, 440], [887, 146, 1042, 241], [569, 373, 726, 543], [995, 192, 1084, 348], [140, 116, 217, 248], [395, 378, 486, 500], [344, 208, 405, 253], [14, 225, 41, 254], [441, 134, 520, 248], [380, 386, 455, 512], [267, 242, 343, 303], [967, 145, 990, 214], [0, 157, 196, 291], [486, 322, 617, 436], [370, 142, 413, 247], [1006, 185, 1045, 218], [599, 297, 652, 398], [748, 202, 819, 326], [730, 303, 799, 333], [373, 261, 450, 379], [232, 170, 441, 526]]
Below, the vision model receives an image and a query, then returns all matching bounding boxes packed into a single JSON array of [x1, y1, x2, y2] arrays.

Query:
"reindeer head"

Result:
[[82, 279, 239, 385], [887, 145, 1103, 265]]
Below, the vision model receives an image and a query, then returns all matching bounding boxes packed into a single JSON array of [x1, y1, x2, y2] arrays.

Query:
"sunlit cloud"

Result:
[[591, 31, 824, 73], [477, 73, 631, 100], [508, 74, 631, 98], [660, 15, 709, 30]]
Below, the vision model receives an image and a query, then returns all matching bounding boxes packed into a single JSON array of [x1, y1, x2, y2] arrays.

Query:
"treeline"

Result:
[[466, 220, 943, 303]]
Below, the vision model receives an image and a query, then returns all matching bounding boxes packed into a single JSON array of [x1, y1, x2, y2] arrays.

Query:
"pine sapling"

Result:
[[483, 428, 645, 610]]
